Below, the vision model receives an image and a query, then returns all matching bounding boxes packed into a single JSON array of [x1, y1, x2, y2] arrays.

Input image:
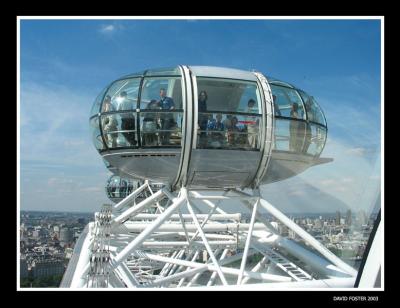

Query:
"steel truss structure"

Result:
[[66, 181, 358, 289]]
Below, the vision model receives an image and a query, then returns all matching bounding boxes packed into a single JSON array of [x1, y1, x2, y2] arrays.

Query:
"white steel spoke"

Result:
[[113, 191, 186, 266], [237, 198, 259, 284], [178, 209, 191, 243], [186, 202, 228, 285], [241, 256, 268, 284], [177, 250, 200, 287], [187, 248, 221, 287], [207, 249, 229, 286]]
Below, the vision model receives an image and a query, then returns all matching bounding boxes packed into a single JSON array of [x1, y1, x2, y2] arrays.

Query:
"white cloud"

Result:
[[341, 177, 354, 183], [101, 25, 115, 33], [345, 147, 367, 157], [99, 23, 124, 35], [20, 80, 101, 168]]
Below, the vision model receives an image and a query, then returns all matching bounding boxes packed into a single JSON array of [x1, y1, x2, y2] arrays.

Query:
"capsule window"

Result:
[[104, 78, 140, 112], [270, 84, 305, 120], [196, 78, 262, 151], [298, 90, 326, 126], [90, 86, 108, 117], [139, 77, 183, 147]]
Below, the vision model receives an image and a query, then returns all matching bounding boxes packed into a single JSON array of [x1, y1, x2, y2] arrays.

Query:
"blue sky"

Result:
[[19, 18, 382, 214]]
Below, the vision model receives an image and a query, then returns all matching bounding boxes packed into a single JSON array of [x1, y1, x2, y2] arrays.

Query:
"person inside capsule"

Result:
[[198, 90, 209, 147], [142, 99, 161, 146], [101, 95, 118, 148], [158, 88, 175, 145], [273, 94, 281, 116], [303, 98, 314, 154], [245, 99, 259, 149], [117, 91, 136, 146], [207, 113, 225, 148]]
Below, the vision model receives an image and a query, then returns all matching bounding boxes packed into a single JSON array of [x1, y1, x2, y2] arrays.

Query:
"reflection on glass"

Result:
[[274, 118, 327, 156], [104, 78, 140, 112]]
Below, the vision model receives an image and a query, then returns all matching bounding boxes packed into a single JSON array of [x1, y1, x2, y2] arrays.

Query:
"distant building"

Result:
[[32, 230, 40, 239], [335, 211, 341, 226], [278, 223, 289, 236], [357, 210, 367, 226], [60, 228, 73, 246], [314, 219, 322, 229], [53, 225, 60, 238], [345, 210, 352, 226]]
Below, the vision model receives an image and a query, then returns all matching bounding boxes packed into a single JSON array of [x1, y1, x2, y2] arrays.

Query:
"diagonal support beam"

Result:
[[207, 249, 229, 286], [112, 191, 187, 267], [237, 198, 259, 284], [113, 189, 165, 224], [187, 248, 221, 287], [114, 181, 149, 211], [187, 201, 228, 285], [241, 256, 268, 285], [177, 250, 200, 287], [258, 198, 358, 277]]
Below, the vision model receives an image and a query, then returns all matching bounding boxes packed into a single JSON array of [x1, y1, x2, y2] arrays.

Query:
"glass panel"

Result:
[[197, 112, 261, 150], [104, 78, 140, 111], [141, 77, 183, 110], [273, 118, 305, 153], [267, 77, 295, 88], [270, 84, 305, 119], [121, 70, 146, 79], [196, 78, 262, 114], [100, 112, 138, 148], [145, 67, 181, 76], [298, 90, 327, 126], [90, 86, 108, 117], [140, 111, 183, 146], [304, 124, 327, 156], [90, 116, 105, 151], [274, 118, 327, 156]]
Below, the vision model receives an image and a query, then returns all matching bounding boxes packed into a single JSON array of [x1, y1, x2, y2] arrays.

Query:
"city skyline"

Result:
[[19, 17, 382, 214]]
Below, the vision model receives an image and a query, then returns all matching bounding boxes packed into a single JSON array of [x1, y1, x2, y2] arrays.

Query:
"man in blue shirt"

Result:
[[159, 88, 175, 145]]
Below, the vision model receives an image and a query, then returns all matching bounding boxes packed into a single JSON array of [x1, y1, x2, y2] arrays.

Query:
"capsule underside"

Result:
[[90, 66, 328, 190]]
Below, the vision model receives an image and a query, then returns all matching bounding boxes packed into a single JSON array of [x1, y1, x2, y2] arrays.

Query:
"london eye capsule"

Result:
[[105, 175, 140, 203], [90, 66, 330, 190]]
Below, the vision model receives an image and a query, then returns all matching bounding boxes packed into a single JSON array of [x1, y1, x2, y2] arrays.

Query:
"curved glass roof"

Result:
[[189, 66, 257, 81], [266, 76, 297, 89], [120, 67, 181, 79]]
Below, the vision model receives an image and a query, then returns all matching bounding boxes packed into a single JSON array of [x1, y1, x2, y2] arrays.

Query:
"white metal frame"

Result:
[[65, 185, 358, 289]]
